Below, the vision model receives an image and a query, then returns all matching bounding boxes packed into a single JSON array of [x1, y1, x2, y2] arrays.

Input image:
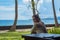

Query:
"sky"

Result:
[[0, 0, 60, 20]]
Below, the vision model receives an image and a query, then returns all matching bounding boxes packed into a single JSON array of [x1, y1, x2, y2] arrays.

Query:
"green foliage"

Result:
[[48, 27, 60, 34]]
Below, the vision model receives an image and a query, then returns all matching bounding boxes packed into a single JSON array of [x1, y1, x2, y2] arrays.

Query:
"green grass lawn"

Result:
[[0, 27, 60, 40], [0, 31, 30, 40], [48, 27, 60, 34]]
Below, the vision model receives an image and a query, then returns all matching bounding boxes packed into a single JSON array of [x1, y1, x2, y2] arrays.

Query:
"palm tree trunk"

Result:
[[31, 0, 36, 15], [52, 0, 59, 27], [31, 0, 47, 34], [10, 0, 18, 31]]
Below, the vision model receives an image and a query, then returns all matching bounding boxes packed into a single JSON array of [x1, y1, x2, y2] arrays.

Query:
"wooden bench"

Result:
[[22, 33, 60, 40]]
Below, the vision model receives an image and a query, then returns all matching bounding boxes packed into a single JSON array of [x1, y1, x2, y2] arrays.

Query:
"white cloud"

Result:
[[22, 0, 43, 5], [0, 13, 15, 20], [38, 0, 43, 4], [23, 0, 43, 11], [37, 0, 43, 10], [23, 0, 43, 3], [0, 5, 22, 11], [18, 5, 33, 20], [18, 15, 32, 20], [0, 0, 54, 20], [23, 0, 31, 4], [0, 6, 15, 11], [56, 11, 60, 17], [0, 0, 52, 11], [0, 4, 33, 20], [45, 0, 52, 3], [0, 5, 15, 20]]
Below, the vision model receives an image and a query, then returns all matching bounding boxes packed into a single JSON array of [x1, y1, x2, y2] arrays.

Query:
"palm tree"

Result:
[[52, 0, 59, 27], [31, 0, 47, 34], [10, 0, 18, 31]]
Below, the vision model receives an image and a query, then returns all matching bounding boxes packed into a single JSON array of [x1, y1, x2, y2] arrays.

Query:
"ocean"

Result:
[[0, 18, 60, 26]]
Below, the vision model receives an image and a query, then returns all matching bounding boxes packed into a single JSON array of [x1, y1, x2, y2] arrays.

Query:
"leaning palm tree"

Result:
[[52, 0, 59, 27], [31, 0, 47, 34], [10, 0, 18, 31]]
